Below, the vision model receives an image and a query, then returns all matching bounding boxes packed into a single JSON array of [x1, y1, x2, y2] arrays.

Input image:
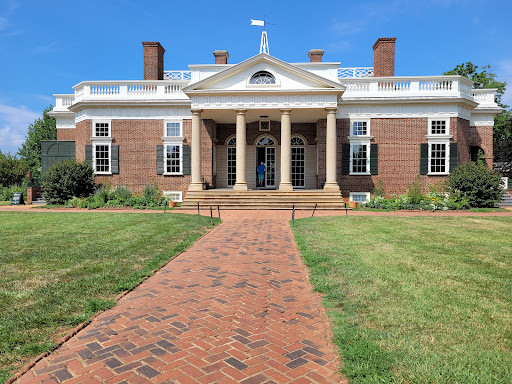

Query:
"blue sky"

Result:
[[1, 0, 511, 154]]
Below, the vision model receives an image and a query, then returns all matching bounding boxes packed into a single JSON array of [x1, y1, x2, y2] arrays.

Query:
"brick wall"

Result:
[[318, 117, 471, 198], [67, 119, 214, 196], [470, 125, 493, 167]]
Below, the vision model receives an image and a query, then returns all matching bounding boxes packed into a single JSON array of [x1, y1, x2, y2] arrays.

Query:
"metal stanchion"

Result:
[[210, 207, 213, 225], [217, 205, 221, 219], [292, 204, 295, 227], [197, 203, 200, 215], [312, 203, 317, 217]]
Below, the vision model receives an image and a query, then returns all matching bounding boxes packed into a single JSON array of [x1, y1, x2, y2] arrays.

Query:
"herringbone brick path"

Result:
[[15, 213, 342, 383]]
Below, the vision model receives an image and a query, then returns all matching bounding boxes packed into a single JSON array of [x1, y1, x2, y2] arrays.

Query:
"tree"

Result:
[[0, 152, 28, 186], [444, 63, 512, 146], [18, 105, 57, 179], [41, 160, 95, 204]]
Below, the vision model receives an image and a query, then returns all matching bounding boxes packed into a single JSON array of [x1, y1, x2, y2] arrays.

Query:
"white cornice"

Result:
[[69, 99, 191, 112]]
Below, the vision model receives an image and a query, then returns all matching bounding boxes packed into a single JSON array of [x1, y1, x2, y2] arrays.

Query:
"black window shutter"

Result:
[[182, 145, 191, 175], [85, 145, 93, 169], [420, 143, 429, 175], [156, 145, 164, 175], [111, 145, 119, 174], [449, 143, 458, 172], [341, 143, 350, 175], [370, 144, 378, 175]]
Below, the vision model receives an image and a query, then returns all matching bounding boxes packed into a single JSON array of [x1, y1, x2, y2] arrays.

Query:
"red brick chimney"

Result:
[[373, 38, 397, 77], [308, 49, 324, 62], [142, 42, 165, 80], [213, 50, 229, 64]]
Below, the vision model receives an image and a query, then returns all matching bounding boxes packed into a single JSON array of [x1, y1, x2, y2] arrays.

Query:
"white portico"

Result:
[[183, 53, 345, 192]]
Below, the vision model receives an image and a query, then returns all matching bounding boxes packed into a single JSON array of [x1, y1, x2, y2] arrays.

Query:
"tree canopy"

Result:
[[0, 152, 28, 187], [18, 105, 57, 179], [444, 62, 512, 158]]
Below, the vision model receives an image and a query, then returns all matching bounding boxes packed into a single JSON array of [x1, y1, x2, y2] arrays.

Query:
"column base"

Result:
[[323, 182, 340, 191], [188, 183, 204, 191], [279, 182, 294, 191], [233, 183, 248, 191]]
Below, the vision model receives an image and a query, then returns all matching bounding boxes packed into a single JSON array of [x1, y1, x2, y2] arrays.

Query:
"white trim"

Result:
[[75, 107, 192, 123], [163, 143, 183, 175], [246, 68, 281, 88], [350, 192, 370, 202], [92, 119, 111, 137], [428, 117, 450, 136], [428, 141, 450, 175], [338, 105, 473, 121], [163, 191, 183, 202]]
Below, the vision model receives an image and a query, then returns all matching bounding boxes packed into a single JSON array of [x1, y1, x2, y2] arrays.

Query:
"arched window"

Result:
[[291, 136, 305, 146], [227, 137, 236, 146], [249, 71, 276, 85], [256, 136, 275, 146]]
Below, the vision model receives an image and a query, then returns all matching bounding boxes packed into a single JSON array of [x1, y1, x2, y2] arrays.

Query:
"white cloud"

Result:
[[0, 104, 39, 154], [496, 59, 512, 107]]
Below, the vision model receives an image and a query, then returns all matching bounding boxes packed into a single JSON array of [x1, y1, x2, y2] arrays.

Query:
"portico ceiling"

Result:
[[200, 107, 330, 124]]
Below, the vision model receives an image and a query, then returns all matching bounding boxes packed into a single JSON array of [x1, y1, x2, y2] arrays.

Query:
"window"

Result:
[[94, 144, 110, 173], [428, 119, 450, 136], [291, 136, 305, 188], [165, 144, 182, 174], [227, 137, 236, 187], [163, 191, 183, 202], [352, 121, 368, 136], [249, 71, 276, 84], [259, 120, 270, 131], [256, 136, 275, 146], [350, 192, 370, 203], [92, 121, 111, 137], [351, 144, 369, 174], [165, 121, 182, 137], [429, 143, 448, 174]]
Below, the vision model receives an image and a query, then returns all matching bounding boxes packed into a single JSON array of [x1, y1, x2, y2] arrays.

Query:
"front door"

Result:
[[256, 147, 276, 188]]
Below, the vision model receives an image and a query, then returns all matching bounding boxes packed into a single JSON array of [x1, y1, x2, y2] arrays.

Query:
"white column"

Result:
[[234, 109, 248, 191], [324, 107, 340, 191], [279, 108, 293, 191], [188, 109, 203, 191]]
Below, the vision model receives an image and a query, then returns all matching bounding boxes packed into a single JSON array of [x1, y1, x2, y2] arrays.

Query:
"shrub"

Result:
[[0, 184, 27, 201], [407, 175, 424, 204], [373, 179, 385, 197], [448, 162, 504, 208], [42, 160, 95, 204], [0, 152, 28, 187]]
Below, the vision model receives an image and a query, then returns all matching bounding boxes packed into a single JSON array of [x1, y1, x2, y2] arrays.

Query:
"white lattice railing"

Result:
[[338, 67, 374, 78], [73, 80, 189, 101], [163, 71, 192, 81], [341, 76, 475, 98]]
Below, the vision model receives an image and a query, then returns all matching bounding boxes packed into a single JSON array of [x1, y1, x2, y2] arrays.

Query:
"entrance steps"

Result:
[[179, 189, 346, 210], [498, 190, 512, 207]]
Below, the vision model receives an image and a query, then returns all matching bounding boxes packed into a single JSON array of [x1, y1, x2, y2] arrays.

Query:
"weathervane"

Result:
[[250, 17, 275, 55]]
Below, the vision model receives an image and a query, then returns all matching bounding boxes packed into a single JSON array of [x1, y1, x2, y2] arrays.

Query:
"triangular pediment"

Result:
[[183, 53, 344, 94]]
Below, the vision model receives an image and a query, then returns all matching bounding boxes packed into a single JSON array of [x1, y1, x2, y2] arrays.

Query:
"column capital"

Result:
[[325, 107, 337, 115], [235, 109, 248, 115], [191, 109, 202, 116], [280, 108, 292, 115]]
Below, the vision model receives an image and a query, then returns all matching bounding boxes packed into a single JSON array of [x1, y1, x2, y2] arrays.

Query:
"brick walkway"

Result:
[[15, 212, 343, 384]]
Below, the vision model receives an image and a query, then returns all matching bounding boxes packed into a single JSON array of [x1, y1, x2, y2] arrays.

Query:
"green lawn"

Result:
[[293, 217, 512, 384], [0, 202, 10, 206], [0, 212, 218, 383]]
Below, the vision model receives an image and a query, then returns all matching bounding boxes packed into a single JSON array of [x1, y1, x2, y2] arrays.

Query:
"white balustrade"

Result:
[[472, 89, 497, 105], [163, 71, 192, 81], [53, 94, 75, 111], [338, 67, 374, 78]]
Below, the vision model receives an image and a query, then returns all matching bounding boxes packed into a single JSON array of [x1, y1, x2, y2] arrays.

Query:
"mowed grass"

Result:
[[0, 212, 218, 383], [293, 217, 512, 383]]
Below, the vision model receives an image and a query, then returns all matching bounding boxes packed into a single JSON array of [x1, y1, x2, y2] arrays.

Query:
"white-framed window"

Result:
[[351, 120, 370, 136], [249, 71, 276, 84], [164, 144, 182, 175], [164, 120, 183, 137], [428, 118, 450, 136], [163, 191, 183, 202], [93, 142, 111, 174], [350, 143, 370, 175], [429, 141, 450, 175], [350, 192, 370, 203], [92, 120, 111, 138]]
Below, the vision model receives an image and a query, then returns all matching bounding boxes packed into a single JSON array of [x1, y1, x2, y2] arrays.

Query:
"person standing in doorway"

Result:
[[257, 162, 266, 187]]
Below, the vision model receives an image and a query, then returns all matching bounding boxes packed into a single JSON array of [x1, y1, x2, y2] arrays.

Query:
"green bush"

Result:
[[42, 160, 95, 204], [448, 162, 504, 208], [0, 152, 29, 187], [0, 184, 27, 201], [406, 175, 424, 204]]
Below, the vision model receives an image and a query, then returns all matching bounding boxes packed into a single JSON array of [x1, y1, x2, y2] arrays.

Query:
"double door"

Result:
[[256, 147, 276, 188]]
